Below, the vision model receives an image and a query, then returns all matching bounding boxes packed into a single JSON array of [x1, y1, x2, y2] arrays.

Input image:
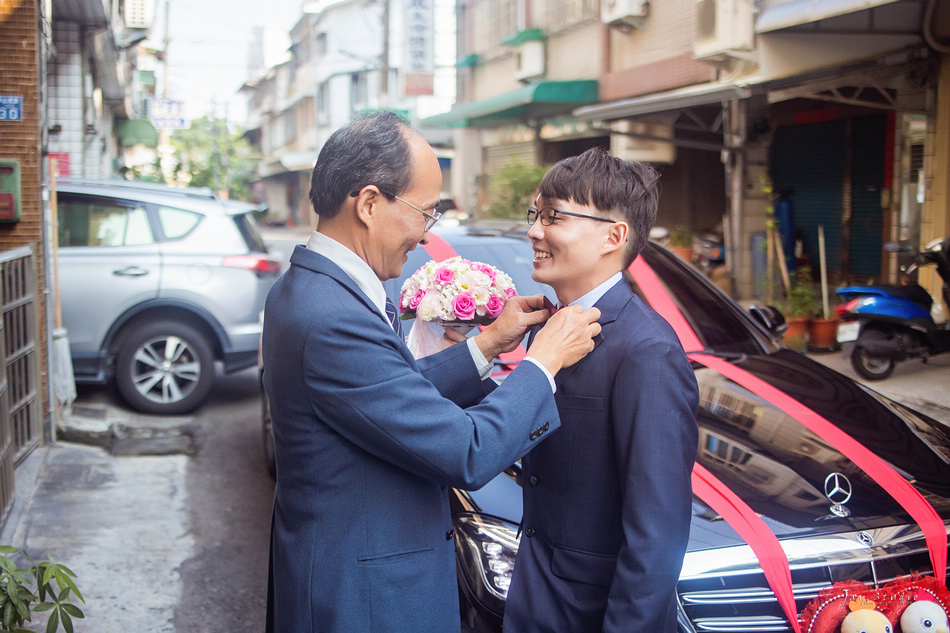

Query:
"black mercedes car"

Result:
[[262, 224, 950, 633]]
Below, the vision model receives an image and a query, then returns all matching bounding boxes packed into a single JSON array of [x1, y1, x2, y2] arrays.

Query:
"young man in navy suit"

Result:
[[503, 148, 700, 632], [261, 111, 602, 633]]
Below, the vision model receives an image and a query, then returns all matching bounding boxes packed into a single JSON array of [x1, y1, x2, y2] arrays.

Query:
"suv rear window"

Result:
[[233, 212, 268, 253]]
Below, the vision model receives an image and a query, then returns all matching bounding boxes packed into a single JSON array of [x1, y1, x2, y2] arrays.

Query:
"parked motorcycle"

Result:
[[836, 236, 950, 380], [693, 231, 726, 275]]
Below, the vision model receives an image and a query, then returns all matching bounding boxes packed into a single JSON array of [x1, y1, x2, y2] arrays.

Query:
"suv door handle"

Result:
[[113, 266, 150, 277]]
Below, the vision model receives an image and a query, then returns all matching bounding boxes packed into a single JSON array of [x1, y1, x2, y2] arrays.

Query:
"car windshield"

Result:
[[387, 229, 779, 357], [636, 244, 780, 356], [383, 229, 553, 315]]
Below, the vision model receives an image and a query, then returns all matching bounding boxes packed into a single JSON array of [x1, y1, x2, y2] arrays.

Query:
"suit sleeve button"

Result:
[[542, 422, 549, 431], [528, 475, 538, 486], [445, 529, 454, 541]]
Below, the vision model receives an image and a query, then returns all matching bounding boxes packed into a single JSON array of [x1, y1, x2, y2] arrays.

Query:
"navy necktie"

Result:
[[384, 298, 404, 339]]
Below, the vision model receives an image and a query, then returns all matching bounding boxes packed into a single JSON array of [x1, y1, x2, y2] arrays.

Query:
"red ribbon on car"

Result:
[[628, 255, 948, 625], [692, 462, 803, 632]]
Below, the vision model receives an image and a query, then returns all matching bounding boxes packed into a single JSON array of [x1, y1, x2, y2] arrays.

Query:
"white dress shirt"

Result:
[[305, 231, 495, 380], [567, 272, 623, 311]]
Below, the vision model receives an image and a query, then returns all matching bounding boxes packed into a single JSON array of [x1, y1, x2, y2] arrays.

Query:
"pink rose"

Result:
[[476, 263, 497, 282], [485, 294, 504, 319], [505, 287, 518, 299], [452, 292, 477, 321], [408, 289, 427, 311], [435, 266, 455, 285]]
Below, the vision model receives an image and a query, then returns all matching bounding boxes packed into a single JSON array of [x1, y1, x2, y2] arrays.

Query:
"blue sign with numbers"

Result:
[[0, 96, 23, 122]]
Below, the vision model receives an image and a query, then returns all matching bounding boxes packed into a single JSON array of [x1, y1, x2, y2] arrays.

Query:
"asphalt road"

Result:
[[171, 367, 274, 632], [42, 367, 276, 633]]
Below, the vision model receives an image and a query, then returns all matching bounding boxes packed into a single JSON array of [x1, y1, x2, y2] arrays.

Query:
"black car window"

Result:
[[637, 244, 777, 355], [58, 196, 153, 247], [233, 212, 269, 253]]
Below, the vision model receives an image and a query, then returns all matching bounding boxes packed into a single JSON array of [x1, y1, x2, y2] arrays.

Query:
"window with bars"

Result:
[[471, 0, 519, 57], [540, 0, 598, 33]]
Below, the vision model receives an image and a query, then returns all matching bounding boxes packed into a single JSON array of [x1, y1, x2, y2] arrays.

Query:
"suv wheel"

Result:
[[115, 321, 215, 415]]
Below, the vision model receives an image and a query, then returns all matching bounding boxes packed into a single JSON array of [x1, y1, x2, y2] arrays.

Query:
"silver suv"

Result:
[[56, 179, 281, 415]]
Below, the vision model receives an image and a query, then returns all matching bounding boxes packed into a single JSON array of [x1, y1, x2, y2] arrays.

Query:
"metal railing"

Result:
[[0, 246, 43, 525]]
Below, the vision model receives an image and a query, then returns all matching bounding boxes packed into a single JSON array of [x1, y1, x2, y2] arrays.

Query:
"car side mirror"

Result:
[[748, 304, 787, 339]]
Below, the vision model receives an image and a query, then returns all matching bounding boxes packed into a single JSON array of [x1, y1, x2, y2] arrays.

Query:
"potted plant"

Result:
[[668, 227, 694, 262], [808, 311, 839, 351], [782, 266, 819, 351]]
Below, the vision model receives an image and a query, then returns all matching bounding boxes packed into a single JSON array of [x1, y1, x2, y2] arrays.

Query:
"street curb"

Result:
[[58, 403, 199, 456]]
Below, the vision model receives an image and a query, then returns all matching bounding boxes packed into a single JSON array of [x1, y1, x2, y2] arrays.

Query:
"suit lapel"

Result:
[[554, 279, 633, 389], [288, 244, 388, 326]]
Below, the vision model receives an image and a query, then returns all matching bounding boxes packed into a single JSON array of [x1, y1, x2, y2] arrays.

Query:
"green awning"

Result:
[[420, 80, 598, 129], [501, 28, 546, 47], [116, 118, 158, 148], [457, 53, 480, 68]]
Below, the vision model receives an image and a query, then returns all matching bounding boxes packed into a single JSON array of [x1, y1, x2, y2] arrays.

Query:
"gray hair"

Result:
[[309, 110, 415, 218]]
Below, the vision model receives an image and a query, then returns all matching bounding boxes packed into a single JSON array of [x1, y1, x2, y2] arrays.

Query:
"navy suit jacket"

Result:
[[262, 245, 560, 633], [504, 279, 699, 633]]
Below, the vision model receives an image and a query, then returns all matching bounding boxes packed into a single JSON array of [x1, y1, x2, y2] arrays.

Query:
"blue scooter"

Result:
[[835, 236, 950, 380]]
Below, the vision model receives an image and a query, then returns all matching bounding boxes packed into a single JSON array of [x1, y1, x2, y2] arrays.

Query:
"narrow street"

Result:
[[172, 367, 274, 632]]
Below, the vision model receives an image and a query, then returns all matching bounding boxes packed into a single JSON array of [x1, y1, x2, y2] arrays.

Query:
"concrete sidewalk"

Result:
[[0, 399, 196, 633]]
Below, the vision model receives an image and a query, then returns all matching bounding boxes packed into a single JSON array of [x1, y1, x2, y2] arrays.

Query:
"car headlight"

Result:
[[455, 512, 520, 600]]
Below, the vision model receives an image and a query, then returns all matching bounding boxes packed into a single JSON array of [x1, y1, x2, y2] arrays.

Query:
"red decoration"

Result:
[[799, 574, 950, 633]]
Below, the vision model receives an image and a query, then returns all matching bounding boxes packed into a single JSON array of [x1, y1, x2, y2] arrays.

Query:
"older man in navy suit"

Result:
[[503, 148, 699, 632], [261, 111, 602, 633]]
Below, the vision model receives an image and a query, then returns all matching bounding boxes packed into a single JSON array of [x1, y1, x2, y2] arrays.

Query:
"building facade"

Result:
[[427, 0, 950, 306], [243, 0, 453, 228]]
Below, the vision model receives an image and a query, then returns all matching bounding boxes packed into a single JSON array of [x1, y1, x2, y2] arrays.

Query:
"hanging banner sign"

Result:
[[151, 99, 187, 129], [404, 0, 434, 96]]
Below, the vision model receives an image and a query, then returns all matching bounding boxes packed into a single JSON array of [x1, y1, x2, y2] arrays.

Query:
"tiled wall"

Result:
[[47, 23, 84, 176]]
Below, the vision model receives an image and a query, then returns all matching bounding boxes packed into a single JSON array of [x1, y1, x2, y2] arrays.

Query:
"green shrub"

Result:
[[668, 226, 694, 247], [0, 547, 83, 633]]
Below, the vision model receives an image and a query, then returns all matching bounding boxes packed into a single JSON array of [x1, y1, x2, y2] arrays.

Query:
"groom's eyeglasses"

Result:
[[527, 206, 616, 226], [381, 190, 442, 232]]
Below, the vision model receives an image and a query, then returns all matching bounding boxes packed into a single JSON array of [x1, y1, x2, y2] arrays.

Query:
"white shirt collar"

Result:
[[305, 230, 388, 317], [569, 272, 623, 311]]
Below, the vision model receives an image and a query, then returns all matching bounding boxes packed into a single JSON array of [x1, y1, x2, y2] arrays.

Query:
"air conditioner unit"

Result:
[[610, 120, 675, 164], [125, 0, 153, 30], [514, 41, 545, 82], [694, 0, 755, 63], [601, 0, 649, 29]]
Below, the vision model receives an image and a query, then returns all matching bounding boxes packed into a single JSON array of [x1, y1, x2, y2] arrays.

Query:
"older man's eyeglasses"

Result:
[[382, 191, 442, 232], [526, 205, 616, 226]]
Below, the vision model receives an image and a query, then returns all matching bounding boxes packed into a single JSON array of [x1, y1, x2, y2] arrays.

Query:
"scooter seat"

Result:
[[880, 284, 933, 311]]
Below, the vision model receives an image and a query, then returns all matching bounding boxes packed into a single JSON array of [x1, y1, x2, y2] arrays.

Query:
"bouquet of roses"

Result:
[[399, 256, 518, 357]]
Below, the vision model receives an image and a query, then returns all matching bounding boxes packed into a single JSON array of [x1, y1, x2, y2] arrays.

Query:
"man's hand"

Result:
[[527, 305, 602, 375], [473, 295, 552, 361]]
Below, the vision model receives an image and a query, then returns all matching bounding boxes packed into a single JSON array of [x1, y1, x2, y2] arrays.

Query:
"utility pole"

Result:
[[159, 0, 172, 184], [162, 0, 170, 100], [380, 0, 390, 108]]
